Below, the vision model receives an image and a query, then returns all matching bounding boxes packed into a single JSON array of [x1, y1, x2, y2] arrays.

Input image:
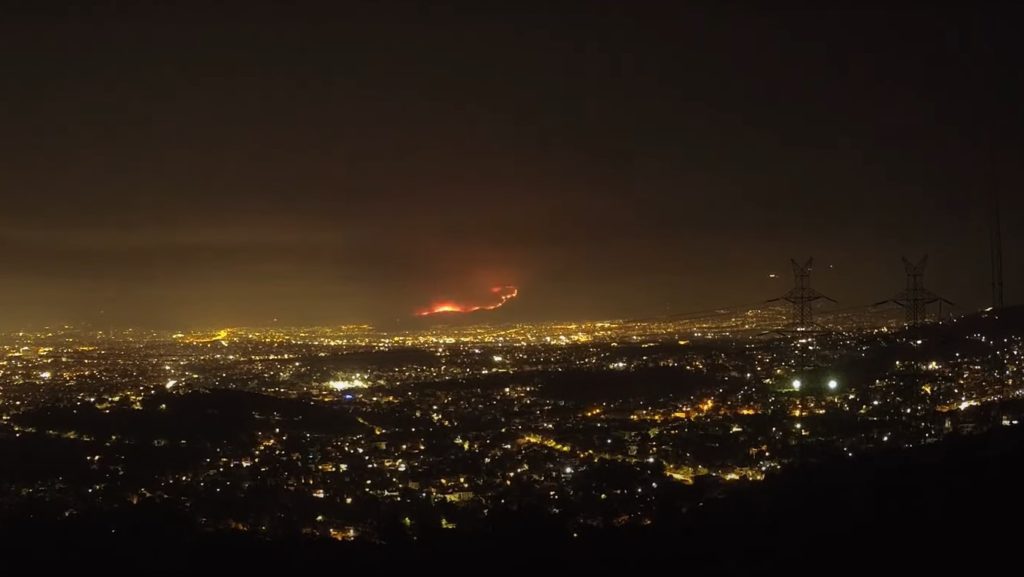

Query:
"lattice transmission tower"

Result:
[[877, 256, 953, 326], [767, 258, 836, 330]]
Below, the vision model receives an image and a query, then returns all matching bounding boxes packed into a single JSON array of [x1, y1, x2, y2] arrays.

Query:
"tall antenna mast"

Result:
[[991, 191, 1004, 309]]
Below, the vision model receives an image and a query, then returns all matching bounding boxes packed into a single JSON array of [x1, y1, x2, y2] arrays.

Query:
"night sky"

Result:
[[1, 2, 1020, 328]]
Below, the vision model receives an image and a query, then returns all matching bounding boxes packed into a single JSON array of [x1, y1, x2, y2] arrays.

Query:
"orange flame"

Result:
[[416, 285, 519, 316]]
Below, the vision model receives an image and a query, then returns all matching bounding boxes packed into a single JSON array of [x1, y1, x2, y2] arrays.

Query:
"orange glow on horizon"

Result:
[[416, 285, 519, 316]]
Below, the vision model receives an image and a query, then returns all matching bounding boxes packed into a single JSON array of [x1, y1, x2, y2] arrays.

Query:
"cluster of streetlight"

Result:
[[792, 378, 839, 391]]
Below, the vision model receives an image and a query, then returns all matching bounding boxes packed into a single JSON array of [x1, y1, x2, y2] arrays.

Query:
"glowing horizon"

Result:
[[415, 285, 519, 316]]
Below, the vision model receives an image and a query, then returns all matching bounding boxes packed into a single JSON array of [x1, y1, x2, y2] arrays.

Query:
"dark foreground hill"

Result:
[[2, 422, 1023, 575]]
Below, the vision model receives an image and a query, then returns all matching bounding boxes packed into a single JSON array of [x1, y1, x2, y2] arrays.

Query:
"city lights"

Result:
[[0, 309, 1019, 569], [0, 2, 1017, 572], [327, 378, 369, 391]]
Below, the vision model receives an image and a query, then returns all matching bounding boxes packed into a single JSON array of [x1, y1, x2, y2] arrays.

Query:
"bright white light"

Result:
[[792, 379, 802, 391], [39, 371, 52, 380], [327, 378, 369, 391], [165, 379, 178, 389], [564, 466, 573, 474], [827, 379, 838, 390]]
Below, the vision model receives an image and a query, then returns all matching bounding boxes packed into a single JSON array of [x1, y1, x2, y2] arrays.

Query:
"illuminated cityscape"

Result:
[[2, 2, 1022, 574], [2, 305, 1023, 571]]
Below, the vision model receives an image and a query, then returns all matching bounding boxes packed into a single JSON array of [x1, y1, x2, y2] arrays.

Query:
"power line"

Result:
[[766, 258, 836, 330], [875, 256, 954, 327]]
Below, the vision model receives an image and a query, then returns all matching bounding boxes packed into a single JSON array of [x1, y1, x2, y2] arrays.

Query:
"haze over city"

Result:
[[1, 3, 1020, 329], [1, 3, 1022, 575]]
